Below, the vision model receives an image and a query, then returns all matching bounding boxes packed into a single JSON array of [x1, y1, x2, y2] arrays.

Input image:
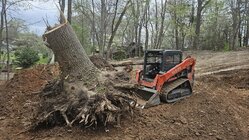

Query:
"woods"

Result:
[[71, 0, 249, 57], [1, 0, 249, 71]]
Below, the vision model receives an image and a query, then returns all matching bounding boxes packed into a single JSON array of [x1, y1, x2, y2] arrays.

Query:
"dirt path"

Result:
[[185, 50, 249, 73], [0, 51, 249, 139]]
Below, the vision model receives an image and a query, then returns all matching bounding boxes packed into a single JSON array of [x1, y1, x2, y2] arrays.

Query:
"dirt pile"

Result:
[[89, 55, 115, 71], [0, 64, 60, 130], [5, 64, 60, 93], [216, 69, 249, 89]]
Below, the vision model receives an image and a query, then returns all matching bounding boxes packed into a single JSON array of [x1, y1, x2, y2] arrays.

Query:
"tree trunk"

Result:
[[145, 12, 149, 50], [99, 0, 106, 56], [4, 0, 9, 80], [33, 22, 136, 129], [244, 0, 249, 47], [153, 0, 159, 48], [0, 0, 5, 59], [156, 0, 167, 49], [189, 0, 195, 49], [173, 1, 179, 50], [138, 20, 143, 57], [181, 26, 186, 50], [67, 0, 72, 23], [193, 0, 202, 50], [106, 0, 130, 59], [230, 0, 241, 50], [193, 0, 210, 50], [44, 23, 98, 83], [59, 0, 65, 24], [144, 0, 150, 50]]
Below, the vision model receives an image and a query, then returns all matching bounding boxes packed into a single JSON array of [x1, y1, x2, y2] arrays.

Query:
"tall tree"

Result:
[[155, 0, 167, 49], [106, 0, 131, 59], [4, 0, 9, 80], [229, 0, 242, 50], [0, 0, 5, 54], [193, 0, 211, 50], [99, 0, 107, 56], [245, 0, 249, 47], [67, 0, 72, 23], [143, 0, 150, 51], [59, 0, 66, 23]]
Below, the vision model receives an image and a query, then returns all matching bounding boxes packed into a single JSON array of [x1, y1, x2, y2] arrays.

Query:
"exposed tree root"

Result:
[[31, 21, 139, 131], [31, 79, 137, 130]]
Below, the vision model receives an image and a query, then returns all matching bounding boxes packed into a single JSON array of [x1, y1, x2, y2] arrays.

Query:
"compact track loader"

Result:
[[135, 50, 196, 108]]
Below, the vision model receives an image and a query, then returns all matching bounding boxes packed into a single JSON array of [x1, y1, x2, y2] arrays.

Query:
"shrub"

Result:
[[15, 47, 40, 68], [42, 52, 49, 59], [223, 42, 230, 52], [112, 50, 126, 60]]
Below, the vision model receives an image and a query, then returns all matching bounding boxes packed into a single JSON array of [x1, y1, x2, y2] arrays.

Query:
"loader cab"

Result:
[[143, 50, 182, 80]]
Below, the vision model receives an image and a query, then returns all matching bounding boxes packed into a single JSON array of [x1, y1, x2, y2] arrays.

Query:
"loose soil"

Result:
[[90, 55, 115, 71], [0, 51, 249, 139]]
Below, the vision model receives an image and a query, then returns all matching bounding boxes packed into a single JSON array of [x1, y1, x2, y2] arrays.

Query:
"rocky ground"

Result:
[[0, 50, 249, 140]]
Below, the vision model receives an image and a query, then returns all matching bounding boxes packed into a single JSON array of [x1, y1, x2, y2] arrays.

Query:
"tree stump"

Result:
[[32, 22, 136, 130]]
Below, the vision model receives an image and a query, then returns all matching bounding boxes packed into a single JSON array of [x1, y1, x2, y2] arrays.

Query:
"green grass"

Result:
[[37, 55, 49, 64]]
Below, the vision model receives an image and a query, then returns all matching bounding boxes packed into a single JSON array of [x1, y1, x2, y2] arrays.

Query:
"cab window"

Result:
[[165, 54, 181, 64]]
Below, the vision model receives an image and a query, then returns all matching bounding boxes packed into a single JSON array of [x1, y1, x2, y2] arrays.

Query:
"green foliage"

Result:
[[36, 53, 49, 64], [72, 22, 92, 54], [14, 47, 40, 68], [42, 53, 48, 59], [112, 51, 126, 60], [223, 42, 230, 52]]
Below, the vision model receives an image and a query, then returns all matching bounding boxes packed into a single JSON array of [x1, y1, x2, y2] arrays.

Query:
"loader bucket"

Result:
[[134, 87, 161, 109]]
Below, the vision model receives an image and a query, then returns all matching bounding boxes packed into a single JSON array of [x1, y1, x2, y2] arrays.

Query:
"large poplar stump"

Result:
[[32, 22, 136, 130]]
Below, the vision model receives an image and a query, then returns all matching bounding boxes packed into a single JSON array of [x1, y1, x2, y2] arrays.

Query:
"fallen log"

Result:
[[110, 60, 143, 67]]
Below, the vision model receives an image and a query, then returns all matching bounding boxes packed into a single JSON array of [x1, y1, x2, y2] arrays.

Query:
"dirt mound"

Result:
[[5, 64, 60, 93], [215, 69, 249, 89], [89, 55, 115, 71], [197, 69, 249, 89], [0, 64, 60, 132]]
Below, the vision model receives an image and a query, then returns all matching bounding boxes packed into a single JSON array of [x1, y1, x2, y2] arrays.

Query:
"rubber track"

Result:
[[161, 78, 191, 102]]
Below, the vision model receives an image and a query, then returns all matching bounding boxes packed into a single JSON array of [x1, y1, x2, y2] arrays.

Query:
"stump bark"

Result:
[[44, 23, 99, 85], [32, 22, 136, 130]]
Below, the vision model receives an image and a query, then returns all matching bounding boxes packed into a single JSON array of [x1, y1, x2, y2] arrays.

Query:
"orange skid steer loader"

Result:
[[134, 50, 196, 108]]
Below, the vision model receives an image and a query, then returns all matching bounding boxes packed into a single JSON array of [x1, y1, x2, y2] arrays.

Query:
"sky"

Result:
[[11, 0, 59, 35]]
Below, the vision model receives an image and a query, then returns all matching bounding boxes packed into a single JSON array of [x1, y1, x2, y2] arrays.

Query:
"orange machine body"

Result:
[[136, 56, 196, 92]]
